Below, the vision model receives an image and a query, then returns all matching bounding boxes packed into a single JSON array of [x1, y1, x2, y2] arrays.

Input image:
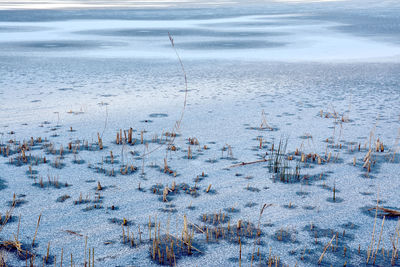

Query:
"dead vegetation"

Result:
[[0, 201, 36, 266], [369, 207, 400, 218]]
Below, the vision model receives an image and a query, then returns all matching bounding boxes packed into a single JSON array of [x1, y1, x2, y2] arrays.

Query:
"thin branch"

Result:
[[139, 32, 188, 159], [228, 159, 267, 168]]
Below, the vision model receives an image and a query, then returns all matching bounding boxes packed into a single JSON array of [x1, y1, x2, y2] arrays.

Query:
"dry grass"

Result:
[[0, 249, 6, 266], [318, 235, 335, 264], [0, 202, 35, 265], [146, 215, 202, 266], [0, 200, 15, 233], [368, 207, 400, 217], [0, 238, 34, 260]]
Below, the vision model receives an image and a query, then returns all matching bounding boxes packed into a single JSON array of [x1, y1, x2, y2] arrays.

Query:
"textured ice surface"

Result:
[[0, 2, 399, 267]]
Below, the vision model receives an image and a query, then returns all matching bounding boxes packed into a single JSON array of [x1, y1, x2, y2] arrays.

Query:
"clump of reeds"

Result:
[[0, 205, 37, 264], [221, 144, 234, 159], [297, 152, 326, 165], [73, 192, 91, 205], [364, 194, 400, 266], [363, 148, 374, 175], [268, 138, 287, 173], [120, 164, 137, 175], [260, 110, 273, 131], [201, 211, 229, 226], [267, 138, 303, 183], [151, 182, 199, 202], [161, 158, 177, 177], [248, 248, 285, 267], [0, 145, 11, 157], [34, 175, 68, 189], [88, 163, 117, 177], [147, 215, 202, 265], [8, 153, 47, 167], [195, 218, 261, 244], [275, 227, 297, 243], [51, 156, 65, 169], [0, 238, 35, 262], [121, 223, 142, 249], [115, 128, 137, 145], [188, 137, 199, 146]]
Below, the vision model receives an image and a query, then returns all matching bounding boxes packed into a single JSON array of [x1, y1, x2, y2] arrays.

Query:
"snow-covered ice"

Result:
[[0, 1, 399, 266]]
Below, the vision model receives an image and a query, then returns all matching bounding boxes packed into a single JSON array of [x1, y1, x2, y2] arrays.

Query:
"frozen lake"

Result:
[[0, 1, 399, 61], [0, 0, 399, 127], [0, 1, 399, 267]]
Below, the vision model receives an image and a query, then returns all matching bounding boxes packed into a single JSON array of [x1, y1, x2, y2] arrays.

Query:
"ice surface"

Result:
[[0, 1, 399, 267]]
